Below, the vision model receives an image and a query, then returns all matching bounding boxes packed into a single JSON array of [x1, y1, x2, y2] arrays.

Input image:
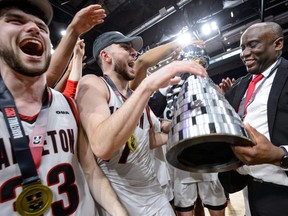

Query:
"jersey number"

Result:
[[0, 163, 80, 215]]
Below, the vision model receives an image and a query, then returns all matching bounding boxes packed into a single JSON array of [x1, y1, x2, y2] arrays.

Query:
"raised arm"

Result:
[[47, 4, 106, 87], [130, 39, 204, 90], [54, 38, 86, 92], [130, 41, 180, 90], [76, 60, 207, 160]]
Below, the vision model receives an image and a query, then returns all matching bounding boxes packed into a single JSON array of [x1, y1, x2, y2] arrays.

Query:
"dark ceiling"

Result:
[[49, 0, 288, 82]]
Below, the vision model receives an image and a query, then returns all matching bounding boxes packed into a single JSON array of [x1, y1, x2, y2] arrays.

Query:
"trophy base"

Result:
[[166, 134, 253, 173]]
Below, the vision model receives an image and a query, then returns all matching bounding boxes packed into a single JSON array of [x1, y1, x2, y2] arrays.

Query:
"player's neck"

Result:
[[1, 68, 47, 116], [107, 73, 130, 97]]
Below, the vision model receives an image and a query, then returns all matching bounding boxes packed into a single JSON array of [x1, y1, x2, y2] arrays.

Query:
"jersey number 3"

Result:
[[0, 163, 80, 215]]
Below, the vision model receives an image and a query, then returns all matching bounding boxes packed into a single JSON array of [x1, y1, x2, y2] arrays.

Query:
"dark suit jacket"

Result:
[[220, 57, 288, 216], [226, 57, 288, 148]]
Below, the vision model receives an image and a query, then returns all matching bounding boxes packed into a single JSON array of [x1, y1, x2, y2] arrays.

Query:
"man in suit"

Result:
[[222, 22, 288, 216]]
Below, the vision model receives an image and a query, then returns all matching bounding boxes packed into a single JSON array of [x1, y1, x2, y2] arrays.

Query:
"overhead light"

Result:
[[200, 21, 219, 36], [176, 32, 193, 46], [211, 21, 218, 31], [201, 23, 212, 35], [196, 20, 220, 41], [231, 11, 234, 18], [60, 30, 66, 36]]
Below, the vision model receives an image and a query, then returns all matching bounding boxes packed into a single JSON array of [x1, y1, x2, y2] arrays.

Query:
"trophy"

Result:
[[166, 44, 253, 173]]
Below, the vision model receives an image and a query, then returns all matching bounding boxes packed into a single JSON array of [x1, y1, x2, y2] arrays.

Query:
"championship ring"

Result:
[[16, 182, 52, 216], [127, 134, 137, 152]]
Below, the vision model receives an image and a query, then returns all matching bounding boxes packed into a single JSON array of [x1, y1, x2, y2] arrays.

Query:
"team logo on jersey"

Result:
[[56, 111, 70, 114], [127, 134, 137, 152], [32, 136, 43, 145]]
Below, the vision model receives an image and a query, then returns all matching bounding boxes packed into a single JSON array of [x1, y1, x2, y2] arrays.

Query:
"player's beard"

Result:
[[0, 48, 50, 77], [114, 59, 134, 81]]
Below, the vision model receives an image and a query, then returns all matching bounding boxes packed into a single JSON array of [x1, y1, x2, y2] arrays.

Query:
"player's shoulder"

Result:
[[79, 74, 103, 85]]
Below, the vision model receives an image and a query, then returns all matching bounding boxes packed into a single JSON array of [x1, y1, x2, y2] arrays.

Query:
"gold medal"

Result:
[[16, 181, 52, 216], [127, 134, 137, 152]]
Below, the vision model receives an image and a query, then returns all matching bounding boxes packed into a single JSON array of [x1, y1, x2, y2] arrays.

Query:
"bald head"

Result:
[[243, 22, 283, 40], [240, 22, 284, 74]]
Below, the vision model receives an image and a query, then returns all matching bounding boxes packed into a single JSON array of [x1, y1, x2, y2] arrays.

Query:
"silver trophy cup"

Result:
[[166, 45, 253, 173]]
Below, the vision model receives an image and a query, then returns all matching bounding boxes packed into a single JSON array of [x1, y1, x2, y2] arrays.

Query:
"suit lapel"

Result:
[[231, 74, 251, 110], [268, 58, 288, 135]]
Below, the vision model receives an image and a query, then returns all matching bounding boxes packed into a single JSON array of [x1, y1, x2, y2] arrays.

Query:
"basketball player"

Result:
[[76, 31, 207, 215], [0, 1, 127, 215]]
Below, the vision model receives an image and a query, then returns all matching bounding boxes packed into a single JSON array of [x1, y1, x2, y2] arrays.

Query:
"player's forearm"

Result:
[[89, 81, 153, 159], [150, 132, 168, 149], [46, 26, 79, 87], [77, 128, 128, 215], [86, 170, 128, 216], [130, 41, 180, 90], [138, 41, 179, 66], [69, 56, 83, 81]]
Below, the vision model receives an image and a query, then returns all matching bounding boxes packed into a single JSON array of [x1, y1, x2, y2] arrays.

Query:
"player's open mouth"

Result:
[[19, 39, 43, 56], [128, 60, 135, 68]]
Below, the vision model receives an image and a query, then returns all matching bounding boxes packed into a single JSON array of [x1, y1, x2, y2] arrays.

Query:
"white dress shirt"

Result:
[[237, 60, 288, 186]]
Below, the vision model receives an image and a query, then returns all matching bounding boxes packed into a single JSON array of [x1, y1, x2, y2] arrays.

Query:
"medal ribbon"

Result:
[[29, 94, 50, 171], [0, 75, 50, 185], [103, 75, 132, 101], [103, 75, 153, 127]]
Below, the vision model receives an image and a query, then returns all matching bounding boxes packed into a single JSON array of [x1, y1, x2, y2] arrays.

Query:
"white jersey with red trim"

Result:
[[0, 89, 97, 216], [97, 79, 174, 216]]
